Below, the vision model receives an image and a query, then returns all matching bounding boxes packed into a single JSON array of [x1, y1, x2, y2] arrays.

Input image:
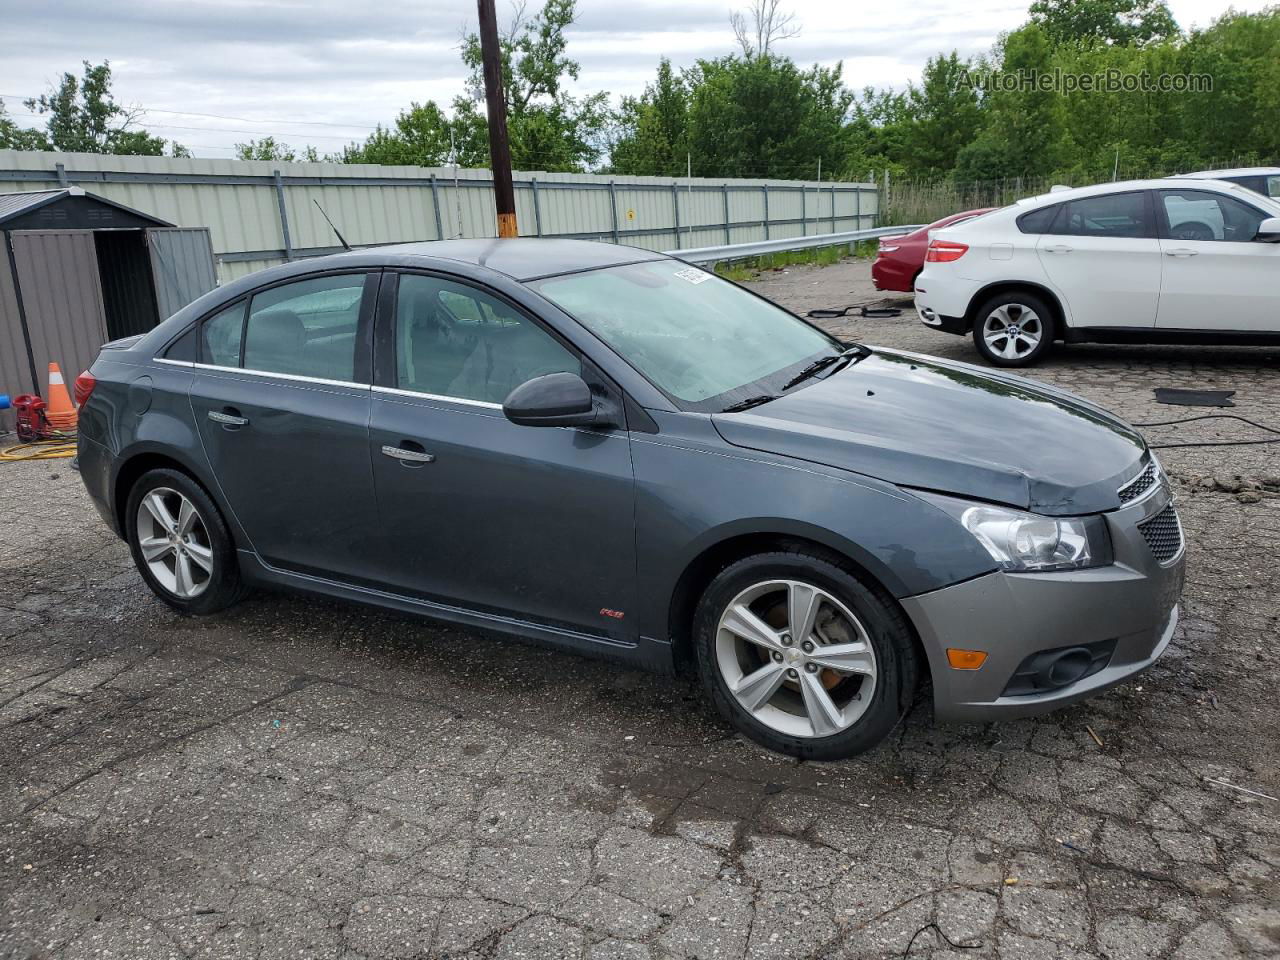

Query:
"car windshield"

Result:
[[528, 260, 842, 410]]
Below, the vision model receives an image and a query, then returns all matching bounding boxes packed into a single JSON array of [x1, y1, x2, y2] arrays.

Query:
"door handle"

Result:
[[1043, 244, 1073, 254], [208, 409, 248, 427], [381, 443, 435, 464], [1165, 248, 1199, 257]]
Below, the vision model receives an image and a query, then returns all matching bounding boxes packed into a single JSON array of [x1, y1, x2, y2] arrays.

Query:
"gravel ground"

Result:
[[2, 257, 1279, 959]]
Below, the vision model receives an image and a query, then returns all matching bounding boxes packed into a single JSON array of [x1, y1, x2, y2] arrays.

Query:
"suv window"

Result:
[[242, 274, 365, 380], [1017, 204, 1060, 234], [1159, 189, 1267, 242], [1055, 192, 1150, 238], [201, 300, 246, 367], [395, 274, 578, 404]]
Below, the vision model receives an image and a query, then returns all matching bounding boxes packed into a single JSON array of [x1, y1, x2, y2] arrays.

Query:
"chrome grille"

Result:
[[1118, 461, 1158, 503], [1138, 505, 1183, 563]]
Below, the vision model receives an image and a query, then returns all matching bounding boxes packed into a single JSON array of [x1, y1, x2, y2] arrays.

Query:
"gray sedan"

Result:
[[76, 239, 1184, 759]]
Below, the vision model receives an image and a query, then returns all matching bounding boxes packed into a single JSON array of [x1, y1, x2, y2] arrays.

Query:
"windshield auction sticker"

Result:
[[673, 268, 712, 284]]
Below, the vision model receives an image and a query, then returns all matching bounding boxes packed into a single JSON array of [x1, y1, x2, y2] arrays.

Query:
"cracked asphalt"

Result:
[[2, 257, 1279, 959]]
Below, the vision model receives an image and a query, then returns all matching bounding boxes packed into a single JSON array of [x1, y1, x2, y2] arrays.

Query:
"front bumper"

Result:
[[902, 480, 1186, 722]]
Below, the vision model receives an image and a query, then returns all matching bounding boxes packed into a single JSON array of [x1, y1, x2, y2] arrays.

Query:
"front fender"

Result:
[[632, 413, 996, 644]]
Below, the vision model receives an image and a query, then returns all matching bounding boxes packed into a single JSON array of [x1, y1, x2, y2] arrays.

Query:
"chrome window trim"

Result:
[[155, 357, 368, 390], [371, 384, 503, 410]]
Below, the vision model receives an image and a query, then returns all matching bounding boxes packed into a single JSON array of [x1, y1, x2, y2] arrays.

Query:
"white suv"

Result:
[[1176, 167, 1280, 201], [913, 178, 1280, 366]]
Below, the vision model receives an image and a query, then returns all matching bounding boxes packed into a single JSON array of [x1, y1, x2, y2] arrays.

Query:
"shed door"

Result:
[[10, 230, 108, 387], [146, 227, 217, 319]]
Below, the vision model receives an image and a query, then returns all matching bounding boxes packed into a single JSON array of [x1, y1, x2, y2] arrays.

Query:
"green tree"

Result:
[[683, 55, 851, 179], [0, 100, 51, 150], [955, 25, 1072, 181], [609, 59, 690, 176], [23, 61, 173, 155], [344, 0, 605, 171], [903, 53, 985, 176], [458, 0, 609, 170], [235, 137, 320, 162], [1029, 0, 1178, 46]]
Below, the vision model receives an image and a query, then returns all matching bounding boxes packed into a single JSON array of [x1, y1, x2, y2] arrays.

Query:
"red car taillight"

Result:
[[73, 370, 97, 406], [925, 240, 969, 263]]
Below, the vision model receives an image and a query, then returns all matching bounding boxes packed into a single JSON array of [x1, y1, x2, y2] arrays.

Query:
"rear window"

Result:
[[1056, 192, 1150, 238], [1017, 205, 1060, 234]]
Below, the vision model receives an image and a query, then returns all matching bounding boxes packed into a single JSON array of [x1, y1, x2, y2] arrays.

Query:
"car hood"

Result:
[[711, 349, 1147, 515]]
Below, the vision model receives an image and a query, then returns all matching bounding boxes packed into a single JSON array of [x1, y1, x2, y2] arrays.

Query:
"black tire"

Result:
[[971, 290, 1056, 367], [693, 548, 918, 761], [125, 467, 248, 616]]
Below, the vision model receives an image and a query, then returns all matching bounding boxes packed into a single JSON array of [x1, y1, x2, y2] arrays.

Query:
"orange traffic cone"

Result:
[[45, 362, 78, 433]]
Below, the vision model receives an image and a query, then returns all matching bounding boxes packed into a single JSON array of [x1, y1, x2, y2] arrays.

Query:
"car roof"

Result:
[[342, 237, 668, 281], [1010, 177, 1278, 210], [1175, 167, 1280, 179]]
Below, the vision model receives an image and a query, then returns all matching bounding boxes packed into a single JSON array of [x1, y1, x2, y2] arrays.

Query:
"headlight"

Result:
[[879, 244, 900, 252], [918, 492, 1112, 572]]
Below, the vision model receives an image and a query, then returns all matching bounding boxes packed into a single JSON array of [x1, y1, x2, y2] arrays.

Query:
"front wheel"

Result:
[[972, 292, 1055, 367], [694, 550, 918, 760], [125, 467, 248, 615]]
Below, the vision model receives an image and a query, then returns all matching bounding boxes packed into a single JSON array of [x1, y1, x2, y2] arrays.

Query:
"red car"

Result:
[[871, 208, 995, 292]]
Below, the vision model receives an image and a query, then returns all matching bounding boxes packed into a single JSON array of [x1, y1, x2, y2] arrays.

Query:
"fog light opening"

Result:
[[1042, 647, 1095, 688]]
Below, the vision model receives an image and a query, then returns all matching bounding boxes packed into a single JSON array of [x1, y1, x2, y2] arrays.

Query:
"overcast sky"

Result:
[[1, 0, 1268, 159]]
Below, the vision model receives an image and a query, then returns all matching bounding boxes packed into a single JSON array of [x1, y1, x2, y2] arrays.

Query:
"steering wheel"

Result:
[[1171, 221, 1214, 242]]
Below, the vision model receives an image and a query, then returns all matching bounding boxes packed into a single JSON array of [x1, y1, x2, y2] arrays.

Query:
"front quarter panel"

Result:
[[633, 411, 997, 646]]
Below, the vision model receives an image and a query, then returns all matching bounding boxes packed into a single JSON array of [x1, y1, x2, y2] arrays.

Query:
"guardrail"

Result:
[[665, 225, 924, 266]]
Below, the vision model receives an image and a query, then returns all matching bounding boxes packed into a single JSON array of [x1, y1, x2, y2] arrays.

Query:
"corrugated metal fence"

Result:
[[0, 151, 879, 284]]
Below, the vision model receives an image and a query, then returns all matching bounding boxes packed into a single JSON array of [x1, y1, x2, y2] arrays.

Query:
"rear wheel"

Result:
[[972, 291, 1055, 367], [694, 550, 918, 760], [126, 468, 247, 615]]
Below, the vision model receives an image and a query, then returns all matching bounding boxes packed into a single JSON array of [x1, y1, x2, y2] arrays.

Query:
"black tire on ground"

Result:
[[124, 467, 248, 616], [971, 290, 1056, 367], [693, 548, 919, 761]]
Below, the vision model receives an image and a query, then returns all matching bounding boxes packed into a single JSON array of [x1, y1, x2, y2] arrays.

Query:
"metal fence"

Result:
[[0, 151, 880, 284]]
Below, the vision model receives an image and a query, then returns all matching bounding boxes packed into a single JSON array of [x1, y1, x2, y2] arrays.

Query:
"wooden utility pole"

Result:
[[477, 0, 518, 237]]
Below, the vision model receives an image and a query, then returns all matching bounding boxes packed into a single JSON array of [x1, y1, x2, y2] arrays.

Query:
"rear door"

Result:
[[1153, 188, 1280, 331], [366, 270, 638, 641], [1035, 191, 1162, 329], [188, 270, 379, 579]]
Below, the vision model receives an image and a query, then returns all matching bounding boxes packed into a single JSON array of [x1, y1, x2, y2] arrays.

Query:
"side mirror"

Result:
[[1255, 217, 1280, 243], [503, 372, 597, 427]]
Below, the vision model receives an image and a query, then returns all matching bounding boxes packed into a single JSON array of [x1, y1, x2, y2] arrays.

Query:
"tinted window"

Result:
[[395, 274, 578, 404], [242, 274, 364, 380], [201, 301, 246, 367], [1269, 176, 1280, 200], [1017, 204, 1060, 234], [1160, 189, 1267, 242], [530, 260, 839, 406], [1057, 192, 1149, 238], [163, 325, 198, 362]]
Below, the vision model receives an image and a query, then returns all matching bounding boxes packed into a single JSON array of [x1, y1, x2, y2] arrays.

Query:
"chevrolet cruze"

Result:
[[77, 239, 1185, 759]]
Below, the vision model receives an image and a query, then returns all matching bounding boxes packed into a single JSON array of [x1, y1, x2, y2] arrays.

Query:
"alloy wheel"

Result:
[[982, 303, 1043, 360], [135, 487, 214, 599], [715, 579, 878, 738]]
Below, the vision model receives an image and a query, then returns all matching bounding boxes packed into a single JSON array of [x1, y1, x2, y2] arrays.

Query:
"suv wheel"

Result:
[[125, 468, 248, 615], [694, 549, 918, 760], [972, 292, 1055, 367]]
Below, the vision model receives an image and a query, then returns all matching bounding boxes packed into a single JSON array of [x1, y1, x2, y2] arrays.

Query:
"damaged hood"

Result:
[[712, 349, 1146, 515]]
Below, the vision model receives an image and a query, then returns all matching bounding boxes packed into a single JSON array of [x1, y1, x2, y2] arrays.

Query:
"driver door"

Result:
[[1154, 188, 1280, 331], [366, 271, 638, 642]]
